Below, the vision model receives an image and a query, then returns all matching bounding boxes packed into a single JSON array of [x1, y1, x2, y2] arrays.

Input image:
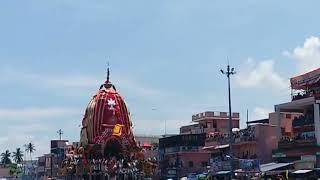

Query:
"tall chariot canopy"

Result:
[[80, 67, 137, 156]]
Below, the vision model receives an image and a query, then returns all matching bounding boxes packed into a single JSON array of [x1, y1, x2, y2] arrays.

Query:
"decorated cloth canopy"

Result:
[[80, 69, 137, 156]]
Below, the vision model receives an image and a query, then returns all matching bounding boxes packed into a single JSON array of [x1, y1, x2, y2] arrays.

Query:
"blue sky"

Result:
[[1, 0, 320, 157]]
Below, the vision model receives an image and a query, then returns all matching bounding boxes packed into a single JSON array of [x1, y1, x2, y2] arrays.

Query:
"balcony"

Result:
[[278, 139, 317, 149], [234, 136, 256, 145], [206, 126, 256, 146]]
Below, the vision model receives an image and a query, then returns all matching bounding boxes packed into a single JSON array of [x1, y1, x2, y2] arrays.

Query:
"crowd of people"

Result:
[[292, 114, 314, 127], [58, 145, 158, 179], [280, 113, 316, 143], [206, 126, 256, 144], [292, 87, 320, 101], [281, 133, 316, 143]]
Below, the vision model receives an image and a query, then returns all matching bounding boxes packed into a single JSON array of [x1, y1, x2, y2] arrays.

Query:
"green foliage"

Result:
[[9, 163, 22, 177], [25, 143, 36, 154], [12, 148, 24, 164], [1, 150, 12, 165], [25, 142, 36, 161]]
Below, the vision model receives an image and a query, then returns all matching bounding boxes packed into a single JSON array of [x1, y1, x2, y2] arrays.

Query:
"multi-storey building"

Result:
[[272, 68, 320, 167], [159, 133, 208, 179], [204, 123, 278, 170], [50, 140, 68, 177], [180, 111, 240, 135], [160, 111, 240, 178]]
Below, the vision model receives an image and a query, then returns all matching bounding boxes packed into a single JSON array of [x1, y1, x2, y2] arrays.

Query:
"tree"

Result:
[[9, 163, 22, 177], [25, 143, 36, 176], [12, 148, 24, 164], [25, 143, 36, 162], [1, 150, 12, 165]]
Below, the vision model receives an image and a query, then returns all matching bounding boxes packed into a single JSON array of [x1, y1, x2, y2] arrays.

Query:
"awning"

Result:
[[215, 144, 230, 149], [142, 143, 152, 148], [292, 170, 312, 174], [202, 145, 215, 150], [216, 171, 230, 175], [260, 162, 293, 172], [202, 144, 230, 151], [290, 68, 320, 90]]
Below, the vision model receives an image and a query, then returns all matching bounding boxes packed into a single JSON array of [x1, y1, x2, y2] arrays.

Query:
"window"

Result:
[[212, 121, 217, 128], [188, 161, 194, 168], [285, 114, 292, 119], [201, 161, 208, 167]]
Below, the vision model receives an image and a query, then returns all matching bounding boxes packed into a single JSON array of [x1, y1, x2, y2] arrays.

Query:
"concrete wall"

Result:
[[255, 124, 278, 163], [166, 152, 210, 177], [269, 112, 301, 137], [0, 166, 10, 178]]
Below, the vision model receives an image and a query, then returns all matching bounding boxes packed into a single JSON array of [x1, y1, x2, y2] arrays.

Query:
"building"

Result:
[[37, 154, 54, 180], [135, 135, 160, 160], [159, 111, 240, 178], [272, 68, 320, 167], [37, 155, 46, 179], [269, 112, 302, 138], [181, 111, 240, 135], [49, 140, 68, 177], [159, 133, 208, 179], [204, 123, 278, 170]]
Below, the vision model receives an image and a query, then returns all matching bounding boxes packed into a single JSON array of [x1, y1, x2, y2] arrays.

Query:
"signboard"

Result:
[[290, 68, 320, 89], [272, 153, 286, 158], [239, 159, 260, 171], [166, 168, 177, 178], [301, 155, 316, 161]]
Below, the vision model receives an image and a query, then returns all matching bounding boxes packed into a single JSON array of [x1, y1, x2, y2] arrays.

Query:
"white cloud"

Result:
[[0, 67, 163, 99], [252, 107, 272, 120], [0, 107, 80, 120], [0, 107, 82, 158], [133, 118, 189, 136], [236, 59, 289, 91], [0, 134, 50, 160], [0, 123, 51, 159], [0, 119, 81, 158], [284, 36, 320, 73]]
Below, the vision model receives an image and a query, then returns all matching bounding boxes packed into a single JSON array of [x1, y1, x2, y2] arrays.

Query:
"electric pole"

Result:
[[247, 109, 249, 128], [220, 63, 236, 178]]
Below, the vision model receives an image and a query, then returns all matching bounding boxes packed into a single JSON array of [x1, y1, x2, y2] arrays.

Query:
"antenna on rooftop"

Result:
[[57, 129, 63, 140]]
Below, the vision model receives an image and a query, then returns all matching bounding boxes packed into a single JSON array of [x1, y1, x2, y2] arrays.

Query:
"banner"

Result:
[[239, 159, 260, 171], [290, 68, 320, 89]]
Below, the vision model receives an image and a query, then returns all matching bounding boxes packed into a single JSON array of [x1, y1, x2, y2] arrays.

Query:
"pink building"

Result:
[[181, 111, 240, 135], [272, 68, 320, 164], [204, 123, 278, 165], [269, 112, 302, 138]]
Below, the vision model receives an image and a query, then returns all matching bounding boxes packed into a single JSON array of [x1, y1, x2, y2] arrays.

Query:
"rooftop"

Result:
[[291, 68, 320, 90], [260, 162, 293, 172], [192, 111, 240, 122]]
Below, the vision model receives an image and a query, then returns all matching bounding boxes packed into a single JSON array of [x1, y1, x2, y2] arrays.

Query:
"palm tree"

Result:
[[25, 143, 36, 175], [12, 148, 24, 164], [25, 143, 36, 162], [1, 150, 12, 165]]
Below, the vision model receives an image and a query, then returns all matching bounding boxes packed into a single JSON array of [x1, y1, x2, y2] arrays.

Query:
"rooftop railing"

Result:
[[278, 137, 316, 149]]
